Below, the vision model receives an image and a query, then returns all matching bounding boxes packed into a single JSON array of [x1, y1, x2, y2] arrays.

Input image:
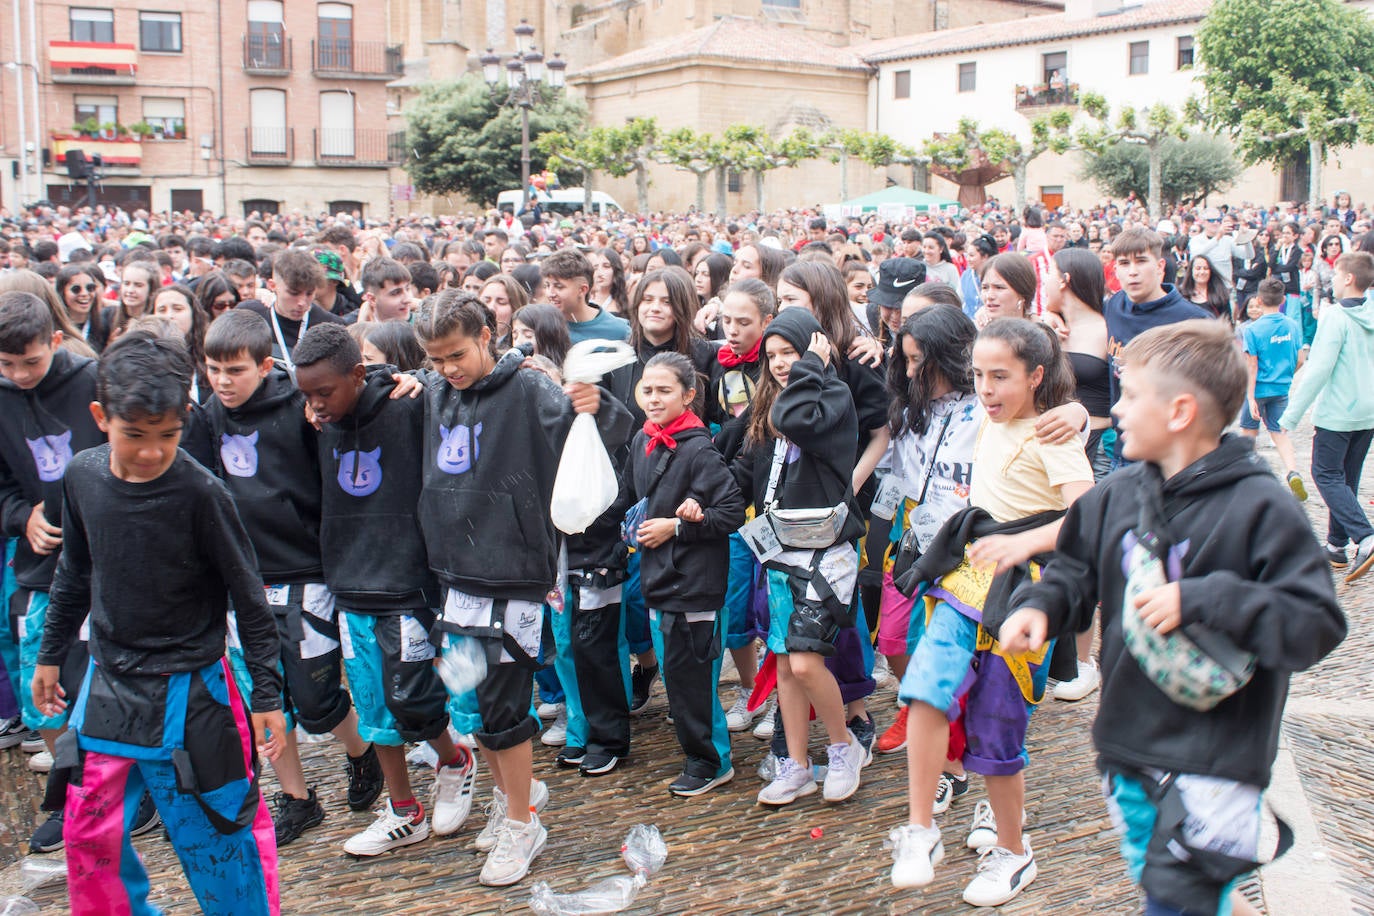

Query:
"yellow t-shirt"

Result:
[[968, 417, 1094, 523]]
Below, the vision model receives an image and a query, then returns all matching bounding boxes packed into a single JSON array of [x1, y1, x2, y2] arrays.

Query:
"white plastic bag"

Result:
[[550, 340, 637, 535]]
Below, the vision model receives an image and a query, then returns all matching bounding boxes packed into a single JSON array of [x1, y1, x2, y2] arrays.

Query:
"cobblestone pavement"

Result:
[[0, 419, 1366, 915]]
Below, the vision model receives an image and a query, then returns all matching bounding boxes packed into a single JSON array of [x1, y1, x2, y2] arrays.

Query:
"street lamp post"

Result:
[[480, 20, 567, 213]]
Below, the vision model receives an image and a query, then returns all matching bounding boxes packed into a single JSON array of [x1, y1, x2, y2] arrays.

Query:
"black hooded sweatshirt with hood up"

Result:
[[316, 369, 436, 611], [420, 349, 634, 603], [0, 348, 104, 589], [1012, 435, 1345, 788], [202, 365, 324, 583], [731, 309, 865, 545]]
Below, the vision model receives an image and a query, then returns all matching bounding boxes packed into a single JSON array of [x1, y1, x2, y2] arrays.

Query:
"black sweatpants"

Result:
[[657, 610, 728, 779], [570, 578, 630, 757]]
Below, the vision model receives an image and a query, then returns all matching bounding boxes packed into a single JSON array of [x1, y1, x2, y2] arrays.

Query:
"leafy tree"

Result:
[[1075, 94, 1189, 221], [821, 129, 925, 201], [1197, 0, 1374, 209], [405, 75, 587, 207], [535, 129, 611, 212], [1079, 134, 1242, 209], [721, 125, 822, 212], [600, 117, 661, 214], [924, 113, 1073, 211], [658, 127, 724, 215]]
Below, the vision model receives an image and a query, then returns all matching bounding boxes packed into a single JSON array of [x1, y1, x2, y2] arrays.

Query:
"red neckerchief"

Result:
[[717, 337, 761, 369], [643, 411, 705, 455]]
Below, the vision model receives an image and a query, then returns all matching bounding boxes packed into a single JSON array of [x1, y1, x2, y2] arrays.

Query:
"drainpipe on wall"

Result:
[[26, 0, 40, 198], [217, 0, 229, 214]]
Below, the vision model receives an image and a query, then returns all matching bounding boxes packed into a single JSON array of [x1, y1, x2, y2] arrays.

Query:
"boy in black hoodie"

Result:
[[292, 324, 482, 857], [1002, 320, 1345, 916], [202, 310, 378, 847], [0, 291, 111, 852]]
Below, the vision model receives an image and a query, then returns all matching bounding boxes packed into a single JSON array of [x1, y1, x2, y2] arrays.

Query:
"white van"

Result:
[[496, 188, 622, 218]]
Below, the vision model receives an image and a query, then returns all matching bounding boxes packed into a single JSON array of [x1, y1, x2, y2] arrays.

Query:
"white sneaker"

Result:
[[888, 823, 944, 889], [751, 698, 777, 740], [28, 750, 53, 773], [536, 701, 562, 720], [757, 756, 817, 806], [1053, 658, 1101, 701], [476, 780, 549, 852], [343, 801, 430, 857], [540, 706, 568, 746], [822, 730, 862, 803], [479, 813, 547, 886], [407, 742, 439, 769], [723, 686, 760, 732], [873, 654, 896, 688], [431, 748, 477, 836], [962, 836, 1037, 907], [965, 800, 998, 850]]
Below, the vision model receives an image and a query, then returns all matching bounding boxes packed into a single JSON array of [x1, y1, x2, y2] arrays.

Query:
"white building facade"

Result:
[[862, 0, 1374, 210]]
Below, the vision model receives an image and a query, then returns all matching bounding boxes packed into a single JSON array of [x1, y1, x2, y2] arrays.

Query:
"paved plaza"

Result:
[[0, 420, 1368, 915]]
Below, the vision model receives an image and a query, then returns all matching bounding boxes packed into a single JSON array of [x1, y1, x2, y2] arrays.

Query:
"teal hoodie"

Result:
[[1281, 294, 1374, 431]]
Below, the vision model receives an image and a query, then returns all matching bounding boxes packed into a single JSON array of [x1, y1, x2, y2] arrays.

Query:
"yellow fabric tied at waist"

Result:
[[935, 553, 1049, 705]]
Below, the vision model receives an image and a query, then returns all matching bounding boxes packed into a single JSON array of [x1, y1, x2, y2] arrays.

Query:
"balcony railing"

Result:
[[1014, 82, 1080, 111], [245, 127, 294, 163], [51, 135, 142, 169], [243, 33, 292, 73], [310, 40, 403, 77], [313, 129, 407, 166], [48, 40, 138, 84]]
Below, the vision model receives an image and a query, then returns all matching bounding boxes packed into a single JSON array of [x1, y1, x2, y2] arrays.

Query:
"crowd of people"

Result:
[[0, 187, 1368, 915]]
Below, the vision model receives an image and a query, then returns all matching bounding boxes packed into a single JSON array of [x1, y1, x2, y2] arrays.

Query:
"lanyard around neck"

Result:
[[269, 307, 309, 372]]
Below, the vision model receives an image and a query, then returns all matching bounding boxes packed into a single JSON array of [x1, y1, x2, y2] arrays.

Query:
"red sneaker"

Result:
[[876, 705, 910, 754]]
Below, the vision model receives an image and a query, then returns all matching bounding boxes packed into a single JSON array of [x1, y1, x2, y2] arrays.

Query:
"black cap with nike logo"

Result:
[[869, 257, 927, 308]]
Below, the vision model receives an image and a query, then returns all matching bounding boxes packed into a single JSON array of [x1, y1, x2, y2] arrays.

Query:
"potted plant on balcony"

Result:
[[167, 119, 186, 140], [73, 117, 101, 139], [128, 121, 155, 141]]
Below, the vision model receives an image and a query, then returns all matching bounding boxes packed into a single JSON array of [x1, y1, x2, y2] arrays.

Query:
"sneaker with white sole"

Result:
[[475, 780, 549, 852], [537, 701, 563, 720], [757, 756, 817, 806], [966, 800, 998, 850], [822, 730, 862, 802], [752, 698, 777, 740], [20, 732, 44, 754], [432, 748, 477, 836], [1053, 658, 1101, 701], [0, 717, 25, 750], [669, 767, 734, 797], [28, 750, 52, 773], [888, 822, 944, 889], [540, 706, 568, 746], [344, 801, 430, 857], [723, 686, 761, 732], [933, 772, 969, 815], [479, 813, 547, 886], [962, 836, 1037, 907], [1347, 534, 1374, 584]]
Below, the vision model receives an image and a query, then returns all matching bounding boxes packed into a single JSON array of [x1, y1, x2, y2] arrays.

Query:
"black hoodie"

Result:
[[420, 349, 634, 602], [707, 342, 764, 464], [0, 348, 104, 590], [317, 370, 436, 611], [202, 366, 324, 583], [732, 309, 865, 544], [628, 425, 746, 612], [1012, 435, 1345, 787]]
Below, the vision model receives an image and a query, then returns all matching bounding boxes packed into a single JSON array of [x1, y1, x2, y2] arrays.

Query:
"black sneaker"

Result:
[[29, 810, 64, 853], [130, 792, 161, 837], [556, 746, 586, 768], [579, 753, 621, 777], [848, 714, 876, 767], [273, 788, 325, 847], [0, 716, 27, 750], [630, 663, 659, 715], [345, 745, 385, 812], [669, 768, 734, 797], [1326, 545, 1350, 569]]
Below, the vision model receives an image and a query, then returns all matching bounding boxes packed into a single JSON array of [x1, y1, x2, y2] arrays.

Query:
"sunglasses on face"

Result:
[[69, 283, 98, 293]]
